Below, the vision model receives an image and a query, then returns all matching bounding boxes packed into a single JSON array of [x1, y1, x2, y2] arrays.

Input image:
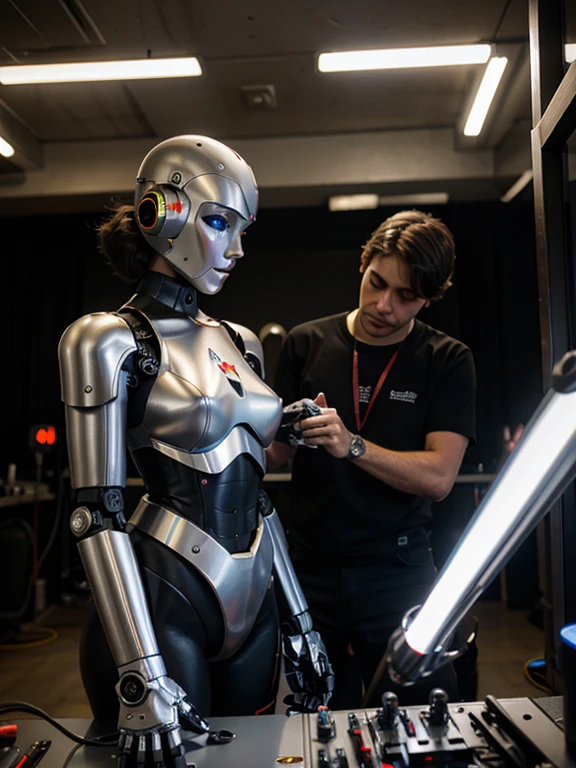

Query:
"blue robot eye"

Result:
[[202, 215, 228, 232]]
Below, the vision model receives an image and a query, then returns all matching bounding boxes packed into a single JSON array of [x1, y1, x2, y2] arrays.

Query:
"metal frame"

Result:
[[529, 0, 576, 692]]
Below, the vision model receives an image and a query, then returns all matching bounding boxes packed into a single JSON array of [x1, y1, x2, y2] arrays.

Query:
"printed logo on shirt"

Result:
[[358, 385, 372, 404], [390, 389, 418, 403]]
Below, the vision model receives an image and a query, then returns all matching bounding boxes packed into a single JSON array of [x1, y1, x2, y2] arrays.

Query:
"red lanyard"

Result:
[[352, 343, 400, 432]]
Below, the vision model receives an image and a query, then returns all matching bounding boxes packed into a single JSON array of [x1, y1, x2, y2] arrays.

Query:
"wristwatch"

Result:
[[347, 434, 366, 460]]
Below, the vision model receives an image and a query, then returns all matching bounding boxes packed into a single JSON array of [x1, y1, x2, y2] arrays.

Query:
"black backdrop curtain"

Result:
[[1, 200, 540, 483]]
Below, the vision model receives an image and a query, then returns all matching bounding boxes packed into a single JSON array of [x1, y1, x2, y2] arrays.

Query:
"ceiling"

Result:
[[0, 0, 542, 212]]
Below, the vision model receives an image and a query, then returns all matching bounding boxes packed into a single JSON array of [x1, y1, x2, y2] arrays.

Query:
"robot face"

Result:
[[190, 202, 250, 294], [134, 135, 258, 294]]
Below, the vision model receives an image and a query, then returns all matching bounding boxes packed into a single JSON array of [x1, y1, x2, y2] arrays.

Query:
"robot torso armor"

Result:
[[60, 271, 282, 658]]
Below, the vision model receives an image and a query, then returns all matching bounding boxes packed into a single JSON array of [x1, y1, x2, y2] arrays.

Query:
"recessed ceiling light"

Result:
[[318, 44, 491, 73], [463, 56, 508, 137], [0, 136, 15, 158], [0, 57, 202, 85]]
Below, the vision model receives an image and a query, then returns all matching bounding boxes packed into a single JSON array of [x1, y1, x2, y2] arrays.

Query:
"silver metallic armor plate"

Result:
[[122, 300, 281, 474], [59, 313, 137, 488], [128, 495, 274, 660]]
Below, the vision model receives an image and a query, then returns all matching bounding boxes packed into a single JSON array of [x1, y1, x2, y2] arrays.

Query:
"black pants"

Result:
[[292, 529, 459, 710]]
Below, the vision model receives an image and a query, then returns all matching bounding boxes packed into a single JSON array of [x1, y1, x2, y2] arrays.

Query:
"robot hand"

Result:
[[282, 630, 335, 714], [277, 398, 322, 447], [116, 671, 209, 767]]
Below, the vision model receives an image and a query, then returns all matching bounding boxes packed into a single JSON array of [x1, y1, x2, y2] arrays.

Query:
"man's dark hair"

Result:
[[360, 210, 455, 300]]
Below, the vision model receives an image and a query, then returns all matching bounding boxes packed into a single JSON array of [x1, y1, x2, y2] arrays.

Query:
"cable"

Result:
[[0, 627, 58, 650], [523, 658, 554, 694], [0, 702, 118, 746]]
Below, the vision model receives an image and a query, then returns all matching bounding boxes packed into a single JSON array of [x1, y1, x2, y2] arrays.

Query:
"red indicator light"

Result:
[[47, 426, 56, 445], [36, 429, 47, 445]]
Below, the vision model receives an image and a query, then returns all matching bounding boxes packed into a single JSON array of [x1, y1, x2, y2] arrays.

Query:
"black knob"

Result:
[[428, 688, 449, 726], [378, 691, 399, 729], [317, 707, 336, 743]]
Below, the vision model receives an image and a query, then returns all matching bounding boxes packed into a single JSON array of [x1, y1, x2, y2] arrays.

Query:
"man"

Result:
[[266, 210, 476, 708]]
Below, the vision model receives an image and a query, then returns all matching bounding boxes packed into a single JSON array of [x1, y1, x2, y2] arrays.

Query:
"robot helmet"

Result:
[[134, 135, 258, 294]]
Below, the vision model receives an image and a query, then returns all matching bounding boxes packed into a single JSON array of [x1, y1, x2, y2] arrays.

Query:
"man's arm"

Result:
[[300, 398, 468, 502], [266, 440, 294, 470]]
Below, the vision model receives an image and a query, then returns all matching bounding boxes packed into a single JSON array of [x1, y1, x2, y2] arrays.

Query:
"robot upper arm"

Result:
[[223, 321, 265, 379], [59, 313, 138, 489], [59, 313, 137, 407]]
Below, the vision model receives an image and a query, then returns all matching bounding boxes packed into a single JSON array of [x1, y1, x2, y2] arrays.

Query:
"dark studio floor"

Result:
[[0, 598, 546, 719]]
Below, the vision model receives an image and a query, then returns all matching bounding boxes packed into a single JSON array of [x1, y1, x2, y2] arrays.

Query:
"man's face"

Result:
[[358, 253, 427, 340]]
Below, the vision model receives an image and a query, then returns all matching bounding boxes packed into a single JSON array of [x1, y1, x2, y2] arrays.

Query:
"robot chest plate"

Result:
[[142, 316, 281, 453]]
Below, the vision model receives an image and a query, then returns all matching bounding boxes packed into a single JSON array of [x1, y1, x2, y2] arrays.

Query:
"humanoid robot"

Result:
[[58, 135, 333, 766]]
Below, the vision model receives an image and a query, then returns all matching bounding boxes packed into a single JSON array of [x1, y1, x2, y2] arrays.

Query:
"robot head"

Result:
[[134, 135, 258, 294]]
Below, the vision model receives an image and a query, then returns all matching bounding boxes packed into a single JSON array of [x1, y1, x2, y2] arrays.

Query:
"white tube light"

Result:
[[329, 194, 379, 211], [405, 388, 576, 654], [500, 170, 533, 203], [0, 136, 15, 158], [0, 57, 202, 85], [379, 192, 449, 206], [463, 56, 508, 137], [566, 44, 576, 64], [318, 45, 491, 73]]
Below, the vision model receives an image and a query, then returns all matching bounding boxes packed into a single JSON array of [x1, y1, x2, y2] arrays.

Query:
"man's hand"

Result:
[[299, 393, 353, 459]]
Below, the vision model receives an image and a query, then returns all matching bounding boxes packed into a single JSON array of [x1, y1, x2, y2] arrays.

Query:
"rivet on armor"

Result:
[[218, 163, 225, 170], [126, 713, 133, 720], [84, 385, 93, 393], [139, 714, 145, 720], [201, 479, 208, 485], [70, 506, 93, 537], [192, 545, 201, 554], [171, 171, 182, 184]]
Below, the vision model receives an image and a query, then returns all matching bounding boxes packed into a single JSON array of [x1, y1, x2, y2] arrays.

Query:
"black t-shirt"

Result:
[[273, 312, 476, 565]]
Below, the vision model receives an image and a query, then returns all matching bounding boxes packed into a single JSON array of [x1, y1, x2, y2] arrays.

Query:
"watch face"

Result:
[[349, 435, 366, 459]]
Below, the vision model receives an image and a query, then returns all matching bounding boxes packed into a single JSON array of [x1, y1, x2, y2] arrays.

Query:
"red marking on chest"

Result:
[[219, 361, 238, 376]]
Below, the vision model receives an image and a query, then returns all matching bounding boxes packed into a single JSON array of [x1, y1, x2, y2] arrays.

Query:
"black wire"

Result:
[[0, 703, 118, 746]]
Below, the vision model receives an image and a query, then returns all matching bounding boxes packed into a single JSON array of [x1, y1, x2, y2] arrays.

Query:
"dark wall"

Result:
[[1, 200, 541, 482]]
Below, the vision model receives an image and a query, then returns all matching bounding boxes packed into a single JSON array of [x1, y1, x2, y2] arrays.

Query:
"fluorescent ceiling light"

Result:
[[318, 44, 491, 73], [463, 56, 508, 137], [0, 57, 202, 85], [379, 192, 449, 205], [0, 136, 15, 158], [501, 170, 533, 203], [329, 194, 379, 211], [566, 43, 576, 63]]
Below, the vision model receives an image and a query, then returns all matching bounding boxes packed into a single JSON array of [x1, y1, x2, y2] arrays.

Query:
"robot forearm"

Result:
[[260, 493, 334, 711], [260, 496, 310, 624]]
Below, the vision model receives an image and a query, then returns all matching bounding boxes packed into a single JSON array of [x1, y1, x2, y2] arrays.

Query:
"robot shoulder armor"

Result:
[[224, 321, 265, 378], [59, 312, 137, 407]]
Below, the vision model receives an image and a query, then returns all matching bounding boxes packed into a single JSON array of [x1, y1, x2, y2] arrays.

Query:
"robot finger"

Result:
[[136, 734, 147, 768], [166, 726, 188, 768], [117, 731, 133, 768], [151, 732, 165, 768]]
